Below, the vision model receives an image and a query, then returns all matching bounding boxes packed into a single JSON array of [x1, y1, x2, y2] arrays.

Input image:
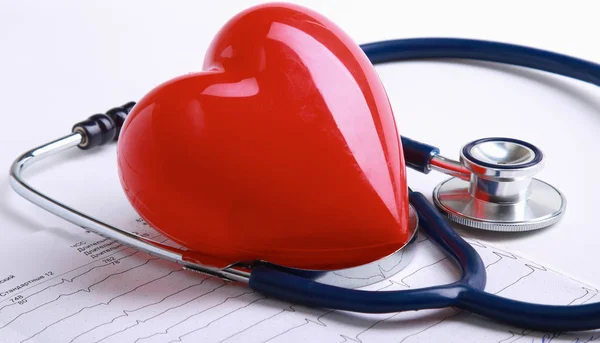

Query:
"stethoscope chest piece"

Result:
[[433, 137, 566, 232]]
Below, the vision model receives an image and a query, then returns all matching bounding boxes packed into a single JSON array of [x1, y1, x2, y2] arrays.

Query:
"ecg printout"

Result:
[[0, 219, 599, 343]]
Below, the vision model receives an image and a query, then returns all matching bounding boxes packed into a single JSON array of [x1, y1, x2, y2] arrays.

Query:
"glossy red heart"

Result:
[[117, 3, 410, 270]]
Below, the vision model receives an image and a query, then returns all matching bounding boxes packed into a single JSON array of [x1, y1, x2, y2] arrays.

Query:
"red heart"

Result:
[[117, 3, 410, 270]]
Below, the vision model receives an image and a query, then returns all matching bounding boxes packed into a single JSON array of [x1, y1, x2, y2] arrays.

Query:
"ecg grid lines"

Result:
[[0, 229, 598, 343]]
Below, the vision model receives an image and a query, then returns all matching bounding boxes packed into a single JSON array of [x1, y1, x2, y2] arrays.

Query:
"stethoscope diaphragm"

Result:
[[432, 137, 566, 232]]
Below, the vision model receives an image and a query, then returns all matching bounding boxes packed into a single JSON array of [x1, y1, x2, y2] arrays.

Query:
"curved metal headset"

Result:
[[10, 38, 600, 332]]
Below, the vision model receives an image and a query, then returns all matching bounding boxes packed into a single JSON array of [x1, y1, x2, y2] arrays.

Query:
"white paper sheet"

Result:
[[0, 220, 598, 343]]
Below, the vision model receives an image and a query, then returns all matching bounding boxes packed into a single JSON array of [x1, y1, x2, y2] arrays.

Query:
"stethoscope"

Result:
[[9, 37, 600, 332]]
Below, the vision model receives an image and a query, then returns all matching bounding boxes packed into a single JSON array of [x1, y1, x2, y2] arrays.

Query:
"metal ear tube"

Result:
[[12, 101, 420, 289]]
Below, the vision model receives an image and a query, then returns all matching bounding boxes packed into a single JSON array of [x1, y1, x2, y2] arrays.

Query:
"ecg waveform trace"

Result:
[[0, 224, 598, 343]]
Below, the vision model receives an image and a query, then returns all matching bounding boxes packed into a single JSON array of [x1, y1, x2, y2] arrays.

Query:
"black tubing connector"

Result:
[[400, 136, 440, 174], [72, 101, 136, 150]]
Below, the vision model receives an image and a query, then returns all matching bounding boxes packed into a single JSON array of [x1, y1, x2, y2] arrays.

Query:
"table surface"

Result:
[[1, 0, 600, 287]]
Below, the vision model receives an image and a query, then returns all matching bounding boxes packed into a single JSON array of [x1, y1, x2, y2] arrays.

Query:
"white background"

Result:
[[1, 0, 600, 289]]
